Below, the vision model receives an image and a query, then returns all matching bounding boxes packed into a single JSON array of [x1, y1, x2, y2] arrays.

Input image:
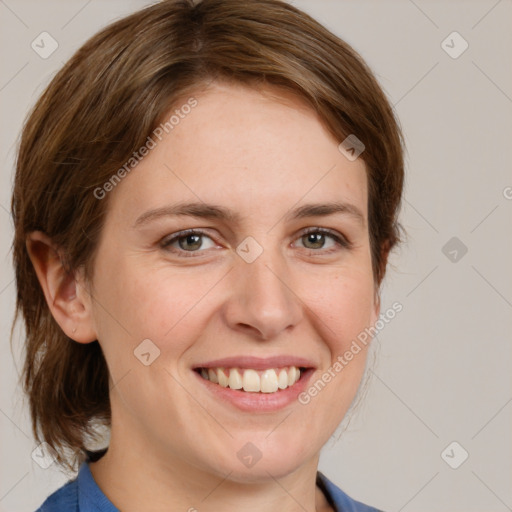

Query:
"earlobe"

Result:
[[26, 231, 97, 344]]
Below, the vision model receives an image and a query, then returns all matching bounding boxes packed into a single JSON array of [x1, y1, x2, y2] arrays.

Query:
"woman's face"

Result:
[[87, 81, 380, 480]]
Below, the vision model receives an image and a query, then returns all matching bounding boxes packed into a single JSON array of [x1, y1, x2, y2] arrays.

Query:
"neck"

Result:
[[88, 435, 333, 512]]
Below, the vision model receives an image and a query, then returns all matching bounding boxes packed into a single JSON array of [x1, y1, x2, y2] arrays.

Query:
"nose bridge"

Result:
[[225, 240, 303, 339]]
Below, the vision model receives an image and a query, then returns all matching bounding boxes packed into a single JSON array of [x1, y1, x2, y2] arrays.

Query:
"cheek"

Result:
[[91, 254, 218, 357], [289, 268, 376, 442], [305, 267, 377, 353], [91, 238, 377, 371]]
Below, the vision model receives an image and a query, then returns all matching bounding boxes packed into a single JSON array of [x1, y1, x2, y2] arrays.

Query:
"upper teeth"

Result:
[[199, 367, 301, 393]]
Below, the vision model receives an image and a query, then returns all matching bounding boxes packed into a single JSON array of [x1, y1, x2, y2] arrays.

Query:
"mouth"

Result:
[[193, 365, 309, 393], [192, 356, 316, 412]]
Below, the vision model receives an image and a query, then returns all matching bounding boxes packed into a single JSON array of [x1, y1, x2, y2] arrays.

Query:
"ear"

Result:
[[26, 231, 97, 344]]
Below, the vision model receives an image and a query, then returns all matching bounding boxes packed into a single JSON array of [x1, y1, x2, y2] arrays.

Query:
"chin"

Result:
[[219, 459, 306, 484], [203, 437, 315, 483]]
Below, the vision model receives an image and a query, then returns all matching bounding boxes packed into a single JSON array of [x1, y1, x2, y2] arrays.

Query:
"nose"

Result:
[[221, 247, 303, 340]]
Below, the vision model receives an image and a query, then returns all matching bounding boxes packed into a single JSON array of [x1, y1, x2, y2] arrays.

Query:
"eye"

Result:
[[160, 227, 351, 258], [160, 229, 217, 255], [293, 227, 351, 253]]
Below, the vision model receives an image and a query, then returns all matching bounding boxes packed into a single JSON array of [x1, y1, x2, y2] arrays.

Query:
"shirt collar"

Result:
[[78, 450, 119, 511]]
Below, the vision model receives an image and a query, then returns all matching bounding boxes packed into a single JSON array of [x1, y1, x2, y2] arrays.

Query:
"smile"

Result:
[[195, 366, 303, 393]]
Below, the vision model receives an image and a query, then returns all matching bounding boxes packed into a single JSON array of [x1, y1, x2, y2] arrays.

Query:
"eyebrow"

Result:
[[133, 200, 365, 228]]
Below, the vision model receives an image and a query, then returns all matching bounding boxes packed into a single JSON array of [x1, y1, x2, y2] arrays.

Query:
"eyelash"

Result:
[[160, 227, 352, 258]]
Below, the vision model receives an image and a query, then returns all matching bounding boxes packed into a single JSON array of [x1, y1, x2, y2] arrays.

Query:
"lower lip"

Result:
[[192, 368, 315, 412]]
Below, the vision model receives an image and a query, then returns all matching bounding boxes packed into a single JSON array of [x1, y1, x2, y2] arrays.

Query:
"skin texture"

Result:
[[27, 81, 381, 512]]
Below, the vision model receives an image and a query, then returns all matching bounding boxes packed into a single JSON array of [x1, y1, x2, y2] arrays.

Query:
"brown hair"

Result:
[[11, 0, 404, 473]]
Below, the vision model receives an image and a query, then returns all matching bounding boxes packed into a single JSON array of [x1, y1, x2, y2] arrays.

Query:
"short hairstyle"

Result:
[[11, 0, 405, 472]]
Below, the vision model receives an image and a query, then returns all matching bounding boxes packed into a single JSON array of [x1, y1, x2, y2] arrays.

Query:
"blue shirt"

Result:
[[36, 451, 383, 512]]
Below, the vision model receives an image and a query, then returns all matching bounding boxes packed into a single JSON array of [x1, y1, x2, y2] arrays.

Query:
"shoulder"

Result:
[[34, 449, 107, 512], [317, 471, 384, 512], [34, 478, 79, 512]]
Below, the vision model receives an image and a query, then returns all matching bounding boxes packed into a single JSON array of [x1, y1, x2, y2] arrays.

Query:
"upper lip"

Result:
[[193, 355, 316, 371]]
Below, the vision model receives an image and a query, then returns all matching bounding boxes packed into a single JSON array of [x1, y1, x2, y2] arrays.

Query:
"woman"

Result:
[[12, 0, 404, 510]]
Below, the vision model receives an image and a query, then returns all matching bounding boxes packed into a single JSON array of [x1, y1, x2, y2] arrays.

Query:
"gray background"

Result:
[[1, 1, 511, 511]]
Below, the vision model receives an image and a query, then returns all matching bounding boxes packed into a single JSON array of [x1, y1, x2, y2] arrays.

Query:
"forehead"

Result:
[[108, 82, 368, 225]]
